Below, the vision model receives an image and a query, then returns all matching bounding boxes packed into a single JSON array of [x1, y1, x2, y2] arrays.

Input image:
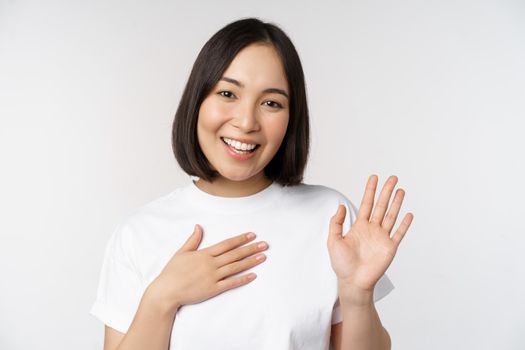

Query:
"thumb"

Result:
[[178, 224, 203, 253], [328, 204, 346, 244]]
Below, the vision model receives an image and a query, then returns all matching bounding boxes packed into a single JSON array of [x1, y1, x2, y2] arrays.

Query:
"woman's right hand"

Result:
[[149, 224, 268, 314]]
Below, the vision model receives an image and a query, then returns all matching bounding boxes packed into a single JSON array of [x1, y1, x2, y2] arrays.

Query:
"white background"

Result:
[[1, 0, 524, 349]]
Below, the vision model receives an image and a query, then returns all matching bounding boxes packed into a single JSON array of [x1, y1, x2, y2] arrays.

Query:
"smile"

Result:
[[221, 137, 261, 160], [221, 137, 260, 153]]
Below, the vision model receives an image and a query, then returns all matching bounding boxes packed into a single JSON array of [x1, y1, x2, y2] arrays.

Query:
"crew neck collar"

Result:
[[184, 179, 283, 214]]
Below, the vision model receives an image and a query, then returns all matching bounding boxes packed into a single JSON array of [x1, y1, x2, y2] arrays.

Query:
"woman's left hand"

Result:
[[327, 175, 414, 295]]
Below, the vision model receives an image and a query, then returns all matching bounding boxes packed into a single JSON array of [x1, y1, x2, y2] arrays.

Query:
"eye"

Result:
[[264, 100, 283, 109], [218, 90, 235, 99]]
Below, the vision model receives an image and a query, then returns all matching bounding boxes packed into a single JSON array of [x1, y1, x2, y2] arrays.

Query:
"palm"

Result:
[[327, 175, 414, 292]]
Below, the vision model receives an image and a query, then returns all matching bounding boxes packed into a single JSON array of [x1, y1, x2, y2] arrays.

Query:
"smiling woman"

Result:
[[171, 18, 310, 197], [90, 17, 402, 350], [195, 43, 290, 192]]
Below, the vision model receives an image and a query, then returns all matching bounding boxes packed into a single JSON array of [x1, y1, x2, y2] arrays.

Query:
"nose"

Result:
[[233, 104, 260, 133]]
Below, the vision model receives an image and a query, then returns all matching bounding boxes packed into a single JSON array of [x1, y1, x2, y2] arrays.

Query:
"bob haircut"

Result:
[[172, 17, 310, 186]]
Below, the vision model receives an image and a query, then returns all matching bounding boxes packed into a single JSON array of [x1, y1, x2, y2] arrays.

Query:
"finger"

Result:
[[177, 224, 203, 253], [216, 250, 266, 280], [328, 204, 346, 243], [215, 240, 268, 267], [381, 188, 405, 233], [215, 273, 257, 294], [370, 175, 398, 225], [206, 232, 256, 257], [357, 174, 378, 221], [391, 213, 414, 248]]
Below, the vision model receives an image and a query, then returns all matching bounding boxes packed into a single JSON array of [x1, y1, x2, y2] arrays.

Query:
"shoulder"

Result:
[[281, 182, 357, 219], [122, 187, 185, 226], [290, 182, 359, 224], [283, 182, 354, 206], [106, 187, 185, 253]]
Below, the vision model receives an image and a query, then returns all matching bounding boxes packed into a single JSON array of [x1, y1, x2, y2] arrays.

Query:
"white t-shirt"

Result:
[[90, 180, 394, 349]]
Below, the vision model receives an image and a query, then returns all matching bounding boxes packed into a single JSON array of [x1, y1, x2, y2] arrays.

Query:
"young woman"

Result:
[[90, 17, 414, 350]]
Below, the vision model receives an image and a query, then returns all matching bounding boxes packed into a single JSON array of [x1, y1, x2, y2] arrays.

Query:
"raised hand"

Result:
[[327, 175, 414, 295]]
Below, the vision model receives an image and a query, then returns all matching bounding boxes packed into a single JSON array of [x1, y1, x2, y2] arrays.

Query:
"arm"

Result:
[[327, 175, 413, 350], [102, 226, 269, 350], [331, 288, 390, 350], [105, 283, 180, 350]]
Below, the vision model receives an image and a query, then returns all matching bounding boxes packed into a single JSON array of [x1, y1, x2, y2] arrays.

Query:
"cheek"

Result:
[[266, 114, 289, 144], [198, 100, 231, 132], [199, 101, 230, 125]]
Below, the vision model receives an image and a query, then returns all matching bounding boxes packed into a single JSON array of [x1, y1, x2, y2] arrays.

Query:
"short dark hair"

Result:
[[171, 17, 310, 186]]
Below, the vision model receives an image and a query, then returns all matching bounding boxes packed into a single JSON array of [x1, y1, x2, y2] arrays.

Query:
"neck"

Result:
[[195, 174, 273, 198]]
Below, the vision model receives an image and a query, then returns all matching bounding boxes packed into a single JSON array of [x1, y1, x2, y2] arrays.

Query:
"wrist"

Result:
[[146, 278, 181, 316], [338, 281, 374, 307]]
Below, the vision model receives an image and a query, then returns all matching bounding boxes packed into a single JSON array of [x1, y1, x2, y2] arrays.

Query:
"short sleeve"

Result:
[[89, 222, 145, 333], [331, 194, 395, 324]]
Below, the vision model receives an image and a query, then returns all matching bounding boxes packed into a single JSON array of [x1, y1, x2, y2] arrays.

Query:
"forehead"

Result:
[[221, 43, 288, 90]]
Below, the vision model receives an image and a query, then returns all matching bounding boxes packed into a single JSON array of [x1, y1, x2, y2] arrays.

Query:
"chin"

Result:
[[224, 174, 256, 182], [218, 170, 260, 182]]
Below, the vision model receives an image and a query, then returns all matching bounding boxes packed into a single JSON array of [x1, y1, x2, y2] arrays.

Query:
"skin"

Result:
[[104, 42, 414, 350], [329, 175, 414, 294], [195, 42, 416, 348], [329, 174, 414, 350], [103, 42, 289, 350], [195, 42, 290, 197]]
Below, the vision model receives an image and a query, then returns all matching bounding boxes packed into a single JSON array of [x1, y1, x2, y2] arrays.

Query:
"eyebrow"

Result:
[[220, 76, 289, 99]]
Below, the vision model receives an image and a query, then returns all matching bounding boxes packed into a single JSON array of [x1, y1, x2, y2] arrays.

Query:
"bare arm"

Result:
[[330, 301, 390, 350], [102, 226, 268, 350], [337, 289, 391, 350], [327, 175, 411, 349], [105, 282, 180, 350]]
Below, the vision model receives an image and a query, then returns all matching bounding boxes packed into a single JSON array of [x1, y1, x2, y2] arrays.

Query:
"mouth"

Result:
[[220, 137, 261, 154]]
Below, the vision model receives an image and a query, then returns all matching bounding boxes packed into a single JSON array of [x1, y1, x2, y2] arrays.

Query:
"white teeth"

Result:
[[223, 137, 257, 151]]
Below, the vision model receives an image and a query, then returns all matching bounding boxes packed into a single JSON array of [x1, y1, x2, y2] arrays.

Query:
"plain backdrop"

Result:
[[1, 0, 524, 349]]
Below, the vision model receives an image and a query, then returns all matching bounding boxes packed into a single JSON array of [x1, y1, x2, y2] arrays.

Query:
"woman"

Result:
[[90, 17, 414, 350]]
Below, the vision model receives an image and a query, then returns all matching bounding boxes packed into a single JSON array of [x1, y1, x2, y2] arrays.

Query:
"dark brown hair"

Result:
[[171, 17, 310, 186]]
